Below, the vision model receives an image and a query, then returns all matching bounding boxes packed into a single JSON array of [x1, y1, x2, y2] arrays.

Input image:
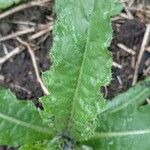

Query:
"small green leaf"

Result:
[[41, 0, 113, 141], [0, 89, 52, 146], [103, 77, 150, 113], [83, 77, 150, 150], [0, 0, 23, 10]]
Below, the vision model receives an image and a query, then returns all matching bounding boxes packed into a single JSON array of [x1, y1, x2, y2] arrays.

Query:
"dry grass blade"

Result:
[[0, 23, 52, 42], [0, 28, 35, 42], [0, 46, 24, 64], [132, 24, 150, 85], [16, 37, 49, 96], [113, 62, 122, 69], [117, 43, 136, 55], [29, 26, 53, 40]]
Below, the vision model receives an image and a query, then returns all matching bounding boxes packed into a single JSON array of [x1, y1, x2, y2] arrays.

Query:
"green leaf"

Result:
[[20, 139, 65, 150], [103, 77, 150, 113], [41, 0, 113, 141], [0, 89, 52, 146], [20, 141, 49, 150], [109, 0, 123, 17], [0, 0, 23, 10], [83, 77, 150, 150]]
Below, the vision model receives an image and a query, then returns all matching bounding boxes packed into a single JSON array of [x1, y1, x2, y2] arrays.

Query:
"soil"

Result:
[[106, 19, 147, 99], [0, 0, 150, 149], [0, 5, 53, 100]]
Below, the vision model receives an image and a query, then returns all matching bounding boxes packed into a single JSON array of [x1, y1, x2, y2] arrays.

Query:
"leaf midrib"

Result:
[[94, 129, 150, 138], [66, 1, 95, 131], [0, 112, 52, 136]]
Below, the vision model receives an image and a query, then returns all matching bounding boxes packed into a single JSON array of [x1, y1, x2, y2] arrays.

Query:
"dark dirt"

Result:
[[106, 19, 149, 99], [0, 5, 53, 100]]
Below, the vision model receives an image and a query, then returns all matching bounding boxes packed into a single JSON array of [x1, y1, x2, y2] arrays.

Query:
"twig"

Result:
[[113, 62, 122, 69], [2, 44, 9, 54], [132, 24, 150, 85], [11, 20, 36, 26], [0, 0, 52, 20], [117, 43, 136, 55], [29, 26, 53, 40], [104, 86, 108, 98], [0, 75, 5, 81], [116, 75, 123, 85], [122, 2, 134, 19], [145, 46, 150, 52], [10, 84, 31, 95], [36, 33, 50, 45], [131, 56, 136, 68], [119, 13, 133, 19], [0, 28, 35, 42], [16, 37, 49, 95], [128, 0, 135, 7], [144, 66, 150, 76], [0, 46, 24, 64], [0, 23, 52, 42], [111, 16, 123, 21]]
